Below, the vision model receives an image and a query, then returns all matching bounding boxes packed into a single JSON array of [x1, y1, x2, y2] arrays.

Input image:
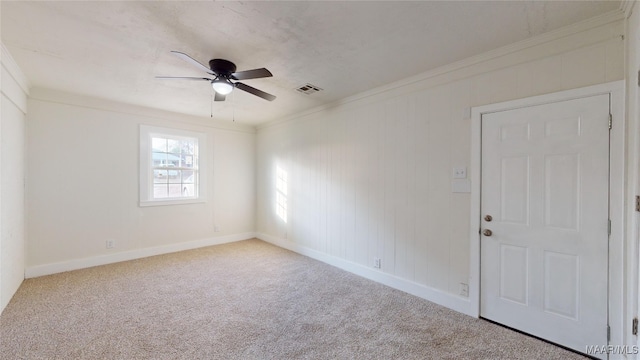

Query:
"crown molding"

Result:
[[1, 43, 31, 95], [258, 9, 625, 131], [29, 87, 256, 134]]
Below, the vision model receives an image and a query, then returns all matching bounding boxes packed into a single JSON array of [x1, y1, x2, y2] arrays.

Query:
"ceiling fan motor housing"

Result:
[[209, 59, 236, 77]]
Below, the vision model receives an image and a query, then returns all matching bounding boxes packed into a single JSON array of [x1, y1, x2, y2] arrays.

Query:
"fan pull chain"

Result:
[[210, 90, 214, 118], [232, 88, 235, 122]]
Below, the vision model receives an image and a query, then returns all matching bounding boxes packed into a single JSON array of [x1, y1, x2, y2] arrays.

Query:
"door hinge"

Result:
[[609, 114, 612, 129], [608, 219, 612, 236], [636, 196, 640, 212], [633, 318, 638, 336], [608, 325, 611, 341]]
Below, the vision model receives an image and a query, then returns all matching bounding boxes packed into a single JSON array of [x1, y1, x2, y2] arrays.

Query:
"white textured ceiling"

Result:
[[1, 1, 621, 126]]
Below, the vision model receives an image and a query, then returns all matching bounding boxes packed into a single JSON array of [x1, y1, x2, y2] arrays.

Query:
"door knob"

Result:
[[483, 229, 493, 236]]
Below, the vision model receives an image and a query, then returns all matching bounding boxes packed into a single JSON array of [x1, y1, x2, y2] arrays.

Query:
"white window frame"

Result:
[[139, 125, 207, 206]]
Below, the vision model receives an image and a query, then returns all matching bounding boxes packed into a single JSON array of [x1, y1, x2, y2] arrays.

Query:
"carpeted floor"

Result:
[[0, 239, 587, 359]]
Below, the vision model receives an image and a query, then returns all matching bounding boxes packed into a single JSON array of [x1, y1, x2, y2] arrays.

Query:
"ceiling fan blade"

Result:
[[235, 82, 276, 101], [156, 76, 212, 81], [231, 68, 273, 80], [214, 92, 226, 102], [170, 51, 215, 75]]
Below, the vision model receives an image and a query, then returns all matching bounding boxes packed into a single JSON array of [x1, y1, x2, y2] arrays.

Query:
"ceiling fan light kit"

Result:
[[211, 78, 234, 95], [156, 51, 276, 102]]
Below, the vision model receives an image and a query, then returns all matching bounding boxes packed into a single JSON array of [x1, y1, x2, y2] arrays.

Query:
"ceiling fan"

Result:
[[157, 51, 276, 102]]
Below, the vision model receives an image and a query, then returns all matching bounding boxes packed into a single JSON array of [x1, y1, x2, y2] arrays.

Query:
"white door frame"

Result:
[[469, 81, 630, 349]]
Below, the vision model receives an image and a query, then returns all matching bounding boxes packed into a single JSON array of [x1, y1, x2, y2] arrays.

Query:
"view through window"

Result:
[[151, 135, 198, 200]]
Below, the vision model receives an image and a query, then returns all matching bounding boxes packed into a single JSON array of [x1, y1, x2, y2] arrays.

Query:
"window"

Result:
[[140, 125, 206, 206]]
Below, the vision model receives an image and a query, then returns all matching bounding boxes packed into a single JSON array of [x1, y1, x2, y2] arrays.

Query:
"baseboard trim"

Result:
[[257, 233, 474, 317], [25, 232, 256, 278]]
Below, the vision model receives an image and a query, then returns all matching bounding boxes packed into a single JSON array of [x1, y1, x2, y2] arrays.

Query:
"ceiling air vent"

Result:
[[296, 83, 323, 95]]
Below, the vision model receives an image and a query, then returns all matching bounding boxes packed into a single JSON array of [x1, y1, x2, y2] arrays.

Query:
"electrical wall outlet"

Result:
[[373, 258, 381, 269], [214, 225, 220, 232], [460, 283, 469, 297], [106, 239, 115, 249]]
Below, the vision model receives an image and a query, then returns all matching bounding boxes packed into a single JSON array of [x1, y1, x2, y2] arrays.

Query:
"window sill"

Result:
[[139, 198, 206, 207]]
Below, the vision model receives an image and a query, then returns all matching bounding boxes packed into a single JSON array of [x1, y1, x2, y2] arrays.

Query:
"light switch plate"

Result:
[[453, 167, 467, 179]]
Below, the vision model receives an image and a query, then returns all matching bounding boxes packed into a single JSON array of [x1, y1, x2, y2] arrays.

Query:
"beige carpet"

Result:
[[0, 239, 587, 359]]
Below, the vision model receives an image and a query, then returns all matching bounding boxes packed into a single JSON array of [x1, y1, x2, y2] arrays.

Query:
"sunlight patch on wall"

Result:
[[276, 166, 288, 223]]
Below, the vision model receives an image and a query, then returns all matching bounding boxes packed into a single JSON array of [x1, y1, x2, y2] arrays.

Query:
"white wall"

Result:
[[256, 15, 626, 313], [25, 89, 256, 276], [1, 45, 28, 313]]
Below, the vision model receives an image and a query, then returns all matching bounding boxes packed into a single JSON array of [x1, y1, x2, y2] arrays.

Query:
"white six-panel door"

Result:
[[480, 94, 610, 355]]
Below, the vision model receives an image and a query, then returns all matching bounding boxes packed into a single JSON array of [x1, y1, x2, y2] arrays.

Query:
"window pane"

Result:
[[181, 155, 193, 168], [168, 184, 182, 198], [182, 170, 194, 183], [152, 138, 166, 152], [180, 140, 195, 155], [152, 152, 168, 167], [154, 184, 168, 198], [169, 170, 182, 183], [167, 153, 180, 167], [168, 139, 180, 154], [154, 170, 168, 183], [182, 183, 195, 197]]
